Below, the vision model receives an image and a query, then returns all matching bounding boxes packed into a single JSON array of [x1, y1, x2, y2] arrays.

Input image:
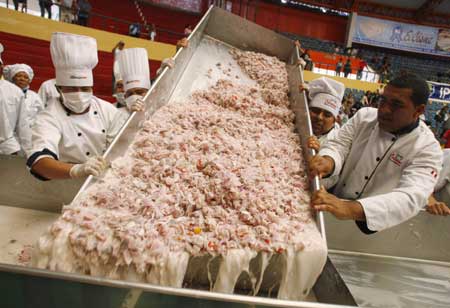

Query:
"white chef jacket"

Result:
[[319, 122, 340, 189], [27, 96, 127, 179], [38, 79, 59, 108], [434, 149, 450, 205], [23, 90, 45, 126], [319, 107, 442, 232], [0, 80, 32, 155]]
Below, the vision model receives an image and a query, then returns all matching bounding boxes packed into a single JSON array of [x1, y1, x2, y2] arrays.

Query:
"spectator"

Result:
[[184, 24, 192, 36], [39, 0, 53, 19], [300, 49, 313, 71], [335, 58, 343, 77], [77, 0, 91, 26], [149, 24, 157, 41], [333, 44, 341, 54], [59, 0, 75, 23], [361, 91, 370, 106], [435, 105, 449, 137], [343, 58, 351, 78], [357, 59, 366, 80], [13, 0, 27, 12], [129, 22, 141, 38]]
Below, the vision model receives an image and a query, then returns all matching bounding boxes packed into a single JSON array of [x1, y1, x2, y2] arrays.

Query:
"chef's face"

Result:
[[310, 107, 335, 136], [125, 88, 148, 98], [377, 85, 425, 133], [58, 86, 93, 93], [115, 80, 124, 94], [13, 71, 30, 89]]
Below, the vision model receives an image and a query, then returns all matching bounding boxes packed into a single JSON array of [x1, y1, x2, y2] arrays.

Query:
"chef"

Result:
[[118, 47, 151, 114], [301, 77, 344, 152], [27, 32, 127, 180], [0, 49, 31, 155], [309, 74, 442, 233], [4, 63, 45, 126], [426, 149, 450, 216], [38, 78, 59, 107]]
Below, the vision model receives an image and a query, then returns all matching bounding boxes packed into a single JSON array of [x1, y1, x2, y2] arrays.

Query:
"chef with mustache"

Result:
[[309, 74, 442, 233]]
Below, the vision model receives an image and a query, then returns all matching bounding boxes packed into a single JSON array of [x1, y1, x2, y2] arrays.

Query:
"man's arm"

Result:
[[32, 157, 73, 179], [314, 108, 365, 177]]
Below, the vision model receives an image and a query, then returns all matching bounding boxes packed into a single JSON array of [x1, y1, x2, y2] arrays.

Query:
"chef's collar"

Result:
[[392, 119, 420, 136]]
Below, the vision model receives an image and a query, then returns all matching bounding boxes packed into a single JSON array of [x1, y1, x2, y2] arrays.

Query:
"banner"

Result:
[[353, 15, 450, 57], [429, 81, 450, 102]]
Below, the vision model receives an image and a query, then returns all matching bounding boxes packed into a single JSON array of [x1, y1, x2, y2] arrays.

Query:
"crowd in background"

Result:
[[11, 0, 92, 26]]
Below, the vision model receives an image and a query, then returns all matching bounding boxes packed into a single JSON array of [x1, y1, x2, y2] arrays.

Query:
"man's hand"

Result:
[[309, 155, 334, 179], [299, 82, 309, 92], [177, 38, 189, 49], [311, 187, 365, 220], [307, 136, 320, 152], [426, 202, 450, 216]]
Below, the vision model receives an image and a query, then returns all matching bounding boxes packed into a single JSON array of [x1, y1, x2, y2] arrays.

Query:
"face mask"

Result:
[[113, 92, 126, 105], [125, 94, 143, 110], [61, 91, 92, 113]]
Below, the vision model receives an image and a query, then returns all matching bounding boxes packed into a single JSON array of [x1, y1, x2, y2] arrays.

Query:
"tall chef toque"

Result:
[[51, 32, 98, 87], [119, 48, 150, 92], [308, 77, 345, 118]]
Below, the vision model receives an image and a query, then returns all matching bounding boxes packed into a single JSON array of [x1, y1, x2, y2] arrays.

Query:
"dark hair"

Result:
[[387, 74, 430, 106]]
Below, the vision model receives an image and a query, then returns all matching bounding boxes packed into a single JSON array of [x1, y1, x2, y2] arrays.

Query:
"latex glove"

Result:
[[161, 58, 175, 70], [69, 156, 108, 178], [126, 97, 145, 112]]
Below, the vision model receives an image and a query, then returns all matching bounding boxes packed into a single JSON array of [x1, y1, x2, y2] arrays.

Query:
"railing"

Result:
[[310, 62, 381, 83], [2, 0, 186, 44]]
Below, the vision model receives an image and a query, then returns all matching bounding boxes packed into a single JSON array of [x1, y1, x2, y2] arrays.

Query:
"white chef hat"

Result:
[[0, 43, 4, 65], [3, 64, 34, 83], [308, 77, 345, 118], [119, 48, 150, 92], [50, 32, 98, 87]]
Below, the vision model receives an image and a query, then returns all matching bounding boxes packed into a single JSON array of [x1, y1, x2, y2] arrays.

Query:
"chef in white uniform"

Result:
[[38, 78, 59, 107], [426, 149, 450, 216], [0, 51, 31, 155], [27, 32, 127, 180], [303, 77, 345, 190], [118, 47, 151, 115], [4, 64, 45, 127], [302, 77, 344, 150], [112, 78, 126, 109], [310, 74, 442, 233]]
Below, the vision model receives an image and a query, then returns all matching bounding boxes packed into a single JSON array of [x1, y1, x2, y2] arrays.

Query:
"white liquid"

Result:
[[213, 248, 257, 293]]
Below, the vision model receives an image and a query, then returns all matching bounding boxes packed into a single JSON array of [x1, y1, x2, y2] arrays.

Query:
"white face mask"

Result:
[[125, 94, 143, 110], [61, 91, 92, 113], [113, 92, 126, 105]]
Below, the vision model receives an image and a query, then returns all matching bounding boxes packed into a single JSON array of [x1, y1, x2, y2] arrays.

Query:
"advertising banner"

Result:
[[353, 15, 450, 57]]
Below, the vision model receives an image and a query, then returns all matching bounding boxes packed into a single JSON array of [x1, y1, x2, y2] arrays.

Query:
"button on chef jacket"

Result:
[[319, 107, 442, 232], [0, 80, 32, 155], [27, 96, 127, 177]]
